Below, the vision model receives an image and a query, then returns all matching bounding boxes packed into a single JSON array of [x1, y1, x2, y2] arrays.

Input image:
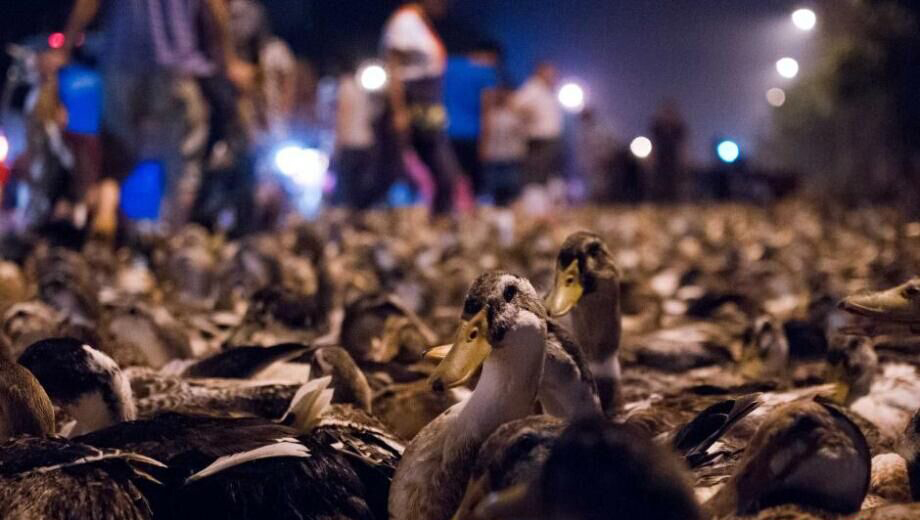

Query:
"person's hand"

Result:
[[227, 59, 257, 92], [40, 49, 69, 78]]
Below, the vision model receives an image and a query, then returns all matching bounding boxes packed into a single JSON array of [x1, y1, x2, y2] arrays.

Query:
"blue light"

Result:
[[717, 140, 740, 164]]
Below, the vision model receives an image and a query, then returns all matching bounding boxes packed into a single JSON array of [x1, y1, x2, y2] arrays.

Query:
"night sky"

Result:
[[3, 0, 817, 161]]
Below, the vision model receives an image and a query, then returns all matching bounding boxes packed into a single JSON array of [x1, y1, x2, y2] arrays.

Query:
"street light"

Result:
[[792, 8, 817, 31], [558, 82, 586, 113], [357, 62, 388, 92], [717, 140, 741, 164], [630, 137, 653, 159], [776, 57, 800, 79], [766, 87, 786, 107]]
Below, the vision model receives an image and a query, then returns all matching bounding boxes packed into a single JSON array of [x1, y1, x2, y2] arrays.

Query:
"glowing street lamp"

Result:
[[792, 8, 817, 31], [776, 57, 800, 79], [357, 62, 388, 92], [766, 87, 786, 107], [716, 140, 741, 164], [558, 82, 586, 113], [630, 137, 653, 159]]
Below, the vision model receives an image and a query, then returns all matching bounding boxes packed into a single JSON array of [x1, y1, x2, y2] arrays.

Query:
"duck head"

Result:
[[0, 353, 55, 442], [825, 335, 877, 406], [546, 232, 620, 319], [428, 272, 547, 392], [738, 316, 789, 380], [475, 418, 702, 520], [839, 278, 920, 334], [312, 346, 374, 413], [18, 337, 136, 435]]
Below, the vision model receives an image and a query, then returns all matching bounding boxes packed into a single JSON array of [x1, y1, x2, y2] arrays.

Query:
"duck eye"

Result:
[[503, 285, 518, 302], [587, 243, 603, 257], [904, 284, 920, 298]]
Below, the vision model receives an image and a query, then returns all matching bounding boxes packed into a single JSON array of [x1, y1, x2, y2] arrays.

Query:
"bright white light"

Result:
[[557, 82, 586, 113], [776, 57, 800, 79], [0, 135, 8, 164], [274, 145, 329, 187], [358, 63, 388, 92], [630, 136, 653, 159], [766, 87, 786, 107], [717, 140, 741, 164], [792, 9, 817, 31]]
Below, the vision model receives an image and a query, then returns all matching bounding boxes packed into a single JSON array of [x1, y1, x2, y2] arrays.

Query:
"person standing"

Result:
[[334, 61, 377, 208], [513, 62, 564, 188], [58, 0, 251, 235], [480, 86, 525, 206], [650, 100, 687, 202], [443, 42, 500, 197], [382, 0, 462, 215]]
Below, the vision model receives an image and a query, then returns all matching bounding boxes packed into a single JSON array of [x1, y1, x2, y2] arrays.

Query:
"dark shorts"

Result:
[[63, 132, 102, 200]]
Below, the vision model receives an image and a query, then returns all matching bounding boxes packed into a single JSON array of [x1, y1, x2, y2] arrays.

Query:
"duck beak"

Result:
[[839, 286, 916, 323], [473, 482, 541, 520], [546, 261, 583, 317], [423, 343, 452, 361], [428, 309, 492, 391], [825, 364, 850, 404]]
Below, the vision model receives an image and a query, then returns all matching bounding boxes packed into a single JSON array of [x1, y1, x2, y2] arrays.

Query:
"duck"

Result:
[[703, 397, 871, 518], [389, 272, 550, 520], [17, 336, 403, 520], [545, 231, 623, 415], [471, 417, 704, 520], [0, 346, 167, 519]]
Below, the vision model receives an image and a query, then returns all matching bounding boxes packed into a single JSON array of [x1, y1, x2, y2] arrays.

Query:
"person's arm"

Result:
[[479, 89, 496, 160], [202, 0, 254, 89], [386, 51, 410, 140], [61, 0, 101, 58]]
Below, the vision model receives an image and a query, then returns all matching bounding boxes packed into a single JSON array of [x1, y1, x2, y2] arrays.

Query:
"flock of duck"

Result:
[[0, 201, 919, 520]]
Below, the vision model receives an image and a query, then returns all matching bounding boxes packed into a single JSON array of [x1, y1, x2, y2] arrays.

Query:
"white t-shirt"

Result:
[[512, 77, 563, 140], [337, 76, 375, 149], [381, 5, 446, 82]]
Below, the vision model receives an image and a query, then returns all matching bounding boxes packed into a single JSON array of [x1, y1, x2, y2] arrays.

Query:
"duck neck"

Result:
[[454, 323, 546, 445], [909, 455, 920, 501], [66, 373, 137, 436], [570, 279, 622, 414], [570, 278, 621, 362]]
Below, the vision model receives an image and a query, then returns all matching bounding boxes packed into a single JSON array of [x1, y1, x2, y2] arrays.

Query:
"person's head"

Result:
[[535, 62, 558, 86], [493, 85, 512, 106], [469, 40, 502, 67], [420, 0, 449, 19]]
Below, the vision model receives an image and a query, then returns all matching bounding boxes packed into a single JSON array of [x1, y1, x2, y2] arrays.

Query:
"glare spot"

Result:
[[630, 137, 653, 159], [717, 140, 741, 164], [557, 82, 586, 113], [358, 63, 388, 92], [766, 87, 786, 107], [792, 9, 817, 31], [48, 32, 66, 50], [776, 58, 800, 79], [274, 145, 329, 188], [0, 135, 8, 164]]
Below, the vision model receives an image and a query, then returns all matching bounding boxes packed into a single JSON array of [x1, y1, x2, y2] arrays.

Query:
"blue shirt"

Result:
[[443, 56, 498, 139], [58, 65, 103, 135]]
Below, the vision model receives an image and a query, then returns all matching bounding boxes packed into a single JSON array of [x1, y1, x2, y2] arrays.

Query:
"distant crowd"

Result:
[[1, 0, 694, 239]]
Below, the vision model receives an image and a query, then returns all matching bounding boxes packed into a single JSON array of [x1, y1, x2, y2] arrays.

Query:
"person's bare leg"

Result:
[[91, 179, 119, 238]]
